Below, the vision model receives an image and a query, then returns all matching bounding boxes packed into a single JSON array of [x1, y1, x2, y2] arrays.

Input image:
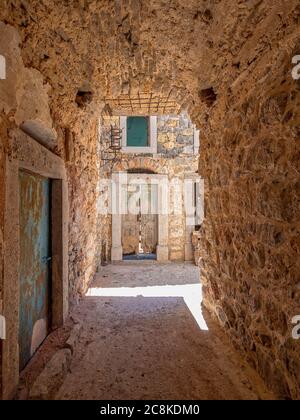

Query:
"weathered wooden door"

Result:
[[19, 171, 51, 371], [140, 214, 158, 253], [122, 183, 158, 256], [122, 184, 140, 255], [140, 184, 158, 254]]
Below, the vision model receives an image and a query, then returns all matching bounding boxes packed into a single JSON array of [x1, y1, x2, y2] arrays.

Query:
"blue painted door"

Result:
[[19, 171, 51, 371]]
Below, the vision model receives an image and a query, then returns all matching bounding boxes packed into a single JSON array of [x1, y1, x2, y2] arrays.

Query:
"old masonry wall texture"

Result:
[[0, 0, 299, 399], [199, 57, 300, 399]]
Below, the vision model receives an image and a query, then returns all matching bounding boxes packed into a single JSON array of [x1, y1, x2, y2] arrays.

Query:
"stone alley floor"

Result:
[[55, 262, 273, 400]]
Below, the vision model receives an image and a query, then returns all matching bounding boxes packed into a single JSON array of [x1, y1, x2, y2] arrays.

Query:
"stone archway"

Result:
[[113, 157, 169, 176], [111, 172, 169, 263], [0, 1, 299, 399]]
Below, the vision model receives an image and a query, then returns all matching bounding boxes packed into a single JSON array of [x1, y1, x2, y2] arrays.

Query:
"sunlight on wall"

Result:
[[86, 283, 209, 331]]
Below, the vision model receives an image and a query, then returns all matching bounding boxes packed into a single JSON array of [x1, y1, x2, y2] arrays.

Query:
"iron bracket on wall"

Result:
[[101, 125, 123, 163]]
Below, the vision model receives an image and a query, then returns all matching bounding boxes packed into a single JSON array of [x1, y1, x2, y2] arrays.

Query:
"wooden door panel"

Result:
[[121, 181, 158, 256], [122, 214, 139, 255], [141, 214, 158, 253]]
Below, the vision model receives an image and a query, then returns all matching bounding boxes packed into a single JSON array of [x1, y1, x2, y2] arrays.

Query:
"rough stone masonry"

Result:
[[0, 0, 299, 399]]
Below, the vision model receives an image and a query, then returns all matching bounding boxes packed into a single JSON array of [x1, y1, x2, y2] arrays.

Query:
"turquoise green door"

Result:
[[19, 171, 51, 371]]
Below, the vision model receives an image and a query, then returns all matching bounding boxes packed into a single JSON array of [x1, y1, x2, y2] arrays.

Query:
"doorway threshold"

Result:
[[123, 253, 157, 261]]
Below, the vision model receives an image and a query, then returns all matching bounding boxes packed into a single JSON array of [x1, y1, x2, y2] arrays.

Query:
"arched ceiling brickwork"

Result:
[[1, 0, 299, 126]]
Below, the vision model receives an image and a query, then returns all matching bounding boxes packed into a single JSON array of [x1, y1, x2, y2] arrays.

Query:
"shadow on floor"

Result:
[[55, 262, 274, 400]]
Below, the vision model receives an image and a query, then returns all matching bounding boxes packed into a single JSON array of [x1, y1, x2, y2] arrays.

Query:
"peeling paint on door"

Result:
[[19, 171, 51, 371]]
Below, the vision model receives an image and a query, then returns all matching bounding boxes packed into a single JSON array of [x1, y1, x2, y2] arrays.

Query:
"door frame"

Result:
[[122, 182, 159, 257], [2, 130, 68, 399], [111, 172, 169, 262]]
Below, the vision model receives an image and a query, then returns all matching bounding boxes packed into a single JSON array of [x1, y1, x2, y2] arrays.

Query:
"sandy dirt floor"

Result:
[[56, 262, 273, 400]]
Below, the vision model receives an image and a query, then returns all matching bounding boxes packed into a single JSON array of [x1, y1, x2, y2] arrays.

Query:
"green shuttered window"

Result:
[[127, 116, 149, 147]]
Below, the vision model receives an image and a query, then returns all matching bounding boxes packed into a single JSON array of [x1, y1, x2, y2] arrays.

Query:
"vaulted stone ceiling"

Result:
[[103, 91, 182, 115], [1, 0, 299, 125]]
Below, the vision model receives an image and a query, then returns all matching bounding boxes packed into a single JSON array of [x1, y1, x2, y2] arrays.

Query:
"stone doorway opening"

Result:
[[1, 132, 69, 399], [104, 112, 201, 264], [111, 172, 170, 263], [122, 180, 158, 261]]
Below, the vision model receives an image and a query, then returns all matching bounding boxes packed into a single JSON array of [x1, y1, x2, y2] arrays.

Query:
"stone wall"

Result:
[[198, 41, 300, 400], [100, 113, 198, 261], [65, 119, 102, 302], [0, 21, 104, 306], [0, 22, 106, 397], [0, 23, 58, 397], [157, 114, 195, 156]]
